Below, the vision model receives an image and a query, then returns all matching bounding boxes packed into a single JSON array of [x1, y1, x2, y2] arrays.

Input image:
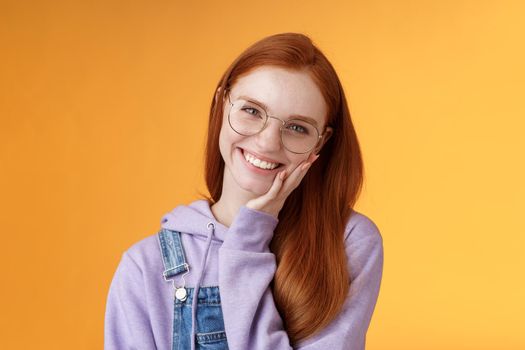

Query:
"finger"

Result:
[[280, 160, 312, 195], [308, 153, 320, 164], [298, 154, 318, 171], [264, 170, 287, 200], [245, 170, 286, 211], [300, 162, 312, 171], [281, 153, 317, 183], [265, 170, 286, 199]]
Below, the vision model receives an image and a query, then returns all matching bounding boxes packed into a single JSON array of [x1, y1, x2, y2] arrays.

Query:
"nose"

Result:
[[254, 117, 283, 152]]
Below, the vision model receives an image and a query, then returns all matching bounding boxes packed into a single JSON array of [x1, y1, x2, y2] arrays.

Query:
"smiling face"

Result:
[[218, 66, 329, 197]]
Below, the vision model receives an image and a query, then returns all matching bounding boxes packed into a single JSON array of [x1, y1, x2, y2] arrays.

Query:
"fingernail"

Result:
[[280, 171, 286, 180], [301, 163, 311, 171]]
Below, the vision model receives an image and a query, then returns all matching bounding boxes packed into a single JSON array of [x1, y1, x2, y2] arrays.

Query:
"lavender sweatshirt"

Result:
[[104, 199, 383, 349]]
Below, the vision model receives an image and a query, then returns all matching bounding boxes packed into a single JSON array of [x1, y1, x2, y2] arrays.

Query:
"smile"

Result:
[[242, 150, 281, 170]]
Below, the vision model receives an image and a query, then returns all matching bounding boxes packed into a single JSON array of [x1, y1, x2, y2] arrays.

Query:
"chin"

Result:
[[237, 177, 273, 197]]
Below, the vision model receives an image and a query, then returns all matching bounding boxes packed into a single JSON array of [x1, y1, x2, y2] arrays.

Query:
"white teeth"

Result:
[[243, 151, 279, 170]]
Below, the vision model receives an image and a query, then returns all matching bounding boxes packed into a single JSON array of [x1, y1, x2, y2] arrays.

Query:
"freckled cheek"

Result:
[[218, 125, 245, 159]]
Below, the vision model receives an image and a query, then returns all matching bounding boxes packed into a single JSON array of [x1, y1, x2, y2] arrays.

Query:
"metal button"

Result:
[[175, 287, 187, 301]]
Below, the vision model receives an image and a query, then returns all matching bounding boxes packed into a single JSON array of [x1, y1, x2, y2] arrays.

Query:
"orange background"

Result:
[[1, 0, 524, 349]]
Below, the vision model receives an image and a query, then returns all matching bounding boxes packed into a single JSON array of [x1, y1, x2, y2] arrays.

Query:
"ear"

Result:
[[314, 126, 333, 154]]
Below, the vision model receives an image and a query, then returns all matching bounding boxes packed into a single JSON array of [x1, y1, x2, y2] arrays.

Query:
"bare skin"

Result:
[[245, 153, 319, 217], [210, 152, 320, 227], [210, 66, 331, 226]]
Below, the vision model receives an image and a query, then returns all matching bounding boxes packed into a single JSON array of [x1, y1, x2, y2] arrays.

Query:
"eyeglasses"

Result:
[[227, 93, 325, 154]]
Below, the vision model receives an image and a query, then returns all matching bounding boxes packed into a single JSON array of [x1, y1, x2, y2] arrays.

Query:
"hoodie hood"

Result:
[[160, 199, 229, 242]]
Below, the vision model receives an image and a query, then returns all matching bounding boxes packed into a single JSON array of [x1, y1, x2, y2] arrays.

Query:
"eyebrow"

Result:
[[236, 94, 320, 127]]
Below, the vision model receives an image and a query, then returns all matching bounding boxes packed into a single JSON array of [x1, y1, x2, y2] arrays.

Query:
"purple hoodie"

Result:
[[104, 199, 383, 349]]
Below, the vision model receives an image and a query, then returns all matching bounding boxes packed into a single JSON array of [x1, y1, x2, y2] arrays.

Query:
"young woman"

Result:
[[105, 33, 383, 350]]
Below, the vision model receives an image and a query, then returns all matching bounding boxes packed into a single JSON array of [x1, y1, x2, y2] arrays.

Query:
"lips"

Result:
[[240, 148, 283, 171]]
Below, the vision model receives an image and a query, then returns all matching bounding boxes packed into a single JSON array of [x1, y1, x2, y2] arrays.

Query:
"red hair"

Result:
[[204, 33, 364, 344]]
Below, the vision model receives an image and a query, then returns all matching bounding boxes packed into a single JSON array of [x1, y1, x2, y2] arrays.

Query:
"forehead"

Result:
[[229, 66, 328, 124]]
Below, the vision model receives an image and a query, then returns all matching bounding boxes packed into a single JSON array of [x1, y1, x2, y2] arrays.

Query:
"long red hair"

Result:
[[204, 33, 364, 344]]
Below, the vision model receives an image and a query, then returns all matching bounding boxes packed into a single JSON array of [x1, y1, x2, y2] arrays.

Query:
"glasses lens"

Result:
[[282, 120, 319, 153], [228, 98, 320, 154], [229, 100, 267, 136]]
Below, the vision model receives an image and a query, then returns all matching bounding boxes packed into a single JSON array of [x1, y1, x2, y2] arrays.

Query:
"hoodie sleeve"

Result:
[[104, 252, 156, 350], [218, 206, 384, 350]]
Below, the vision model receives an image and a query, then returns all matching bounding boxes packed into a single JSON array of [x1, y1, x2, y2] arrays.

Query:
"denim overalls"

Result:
[[158, 228, 229, 350]]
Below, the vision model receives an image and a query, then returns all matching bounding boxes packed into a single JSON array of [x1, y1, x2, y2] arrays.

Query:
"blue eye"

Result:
[[287, 124, 308, 134], [242, 107, 263, 118]]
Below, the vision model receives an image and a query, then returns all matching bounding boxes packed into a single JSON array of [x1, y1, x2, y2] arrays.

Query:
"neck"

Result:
[[210, 168, 257, 227]]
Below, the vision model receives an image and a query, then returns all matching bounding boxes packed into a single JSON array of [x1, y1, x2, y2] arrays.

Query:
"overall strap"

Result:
[[157, 228, 189, 280]]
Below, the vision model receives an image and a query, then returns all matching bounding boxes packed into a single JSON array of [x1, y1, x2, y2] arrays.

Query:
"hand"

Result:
[[245, 153, 320, 218]]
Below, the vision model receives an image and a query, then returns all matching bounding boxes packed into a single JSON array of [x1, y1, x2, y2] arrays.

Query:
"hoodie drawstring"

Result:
[[190, 222, 215, 350]]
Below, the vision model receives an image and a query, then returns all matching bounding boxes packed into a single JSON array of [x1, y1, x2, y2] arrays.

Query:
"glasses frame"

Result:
[[226, 93, 326, 154]]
